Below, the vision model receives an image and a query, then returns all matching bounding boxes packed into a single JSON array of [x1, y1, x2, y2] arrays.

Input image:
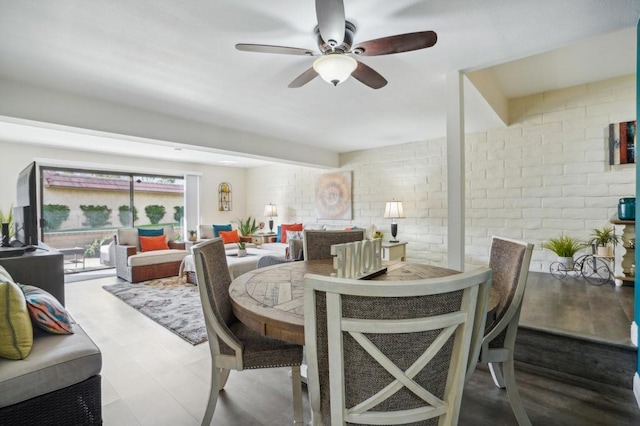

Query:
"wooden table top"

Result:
[[229, 259, 495, 346]]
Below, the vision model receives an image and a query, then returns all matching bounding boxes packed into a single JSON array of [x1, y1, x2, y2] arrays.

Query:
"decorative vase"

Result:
[[596, 246, 612, 257], [558, 257, 574, 269], [238, 248, 247, 257]]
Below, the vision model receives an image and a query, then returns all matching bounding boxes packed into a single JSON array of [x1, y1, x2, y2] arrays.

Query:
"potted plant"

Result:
[[543, 234, 584, 269], [588, 226, 620, 257], [188, 229, 197, 242], [236, 217, 259, 242], [237, 241, 247, 257]]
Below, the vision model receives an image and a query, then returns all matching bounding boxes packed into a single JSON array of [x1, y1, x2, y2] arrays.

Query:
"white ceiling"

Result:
[[0, 0, 638, 168]]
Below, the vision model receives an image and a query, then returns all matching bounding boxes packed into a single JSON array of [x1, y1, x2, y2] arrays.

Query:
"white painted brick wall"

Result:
[[246, 74, 636, 272]]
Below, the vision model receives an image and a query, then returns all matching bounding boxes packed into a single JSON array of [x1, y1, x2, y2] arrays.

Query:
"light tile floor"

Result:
[[66, 276, 310, 425]]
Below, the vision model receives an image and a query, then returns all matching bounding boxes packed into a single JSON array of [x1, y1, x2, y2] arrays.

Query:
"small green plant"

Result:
[[118, 205, 139, 227], [237, 241, 246, 250], [189, 229, 197, 237], [144, 205, 166, 225], [84, 238, 107, 258], [236, 217, 259, 236], [42, 204, 70, 230], [542, 234, 584, 258], [588, 226, 620, 248], [80, 205, 112, 228], [0, 205, 14, 238]]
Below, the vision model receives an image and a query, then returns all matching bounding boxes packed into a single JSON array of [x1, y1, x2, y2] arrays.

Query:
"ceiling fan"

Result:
[[236, 0, 437, 89]]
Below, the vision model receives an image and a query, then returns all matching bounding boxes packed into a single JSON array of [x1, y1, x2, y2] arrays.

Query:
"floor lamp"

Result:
[[383, 201, 405, 243], [263, 203, 278, 233]]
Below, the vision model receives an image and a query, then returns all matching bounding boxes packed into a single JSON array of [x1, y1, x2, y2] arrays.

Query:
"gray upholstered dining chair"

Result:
[[303, 229, 365, 261], [303, 267, 493, 425], [468, 236, 534, 426], [256, 255, 291, 268], [192, 238, 304, 425]]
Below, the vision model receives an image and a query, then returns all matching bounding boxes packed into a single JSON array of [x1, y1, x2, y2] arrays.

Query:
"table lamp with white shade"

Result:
[[263, 203, 278, 233], [383, 201, 405, 243]]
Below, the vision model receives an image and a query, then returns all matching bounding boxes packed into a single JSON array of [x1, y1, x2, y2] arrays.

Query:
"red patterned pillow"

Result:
[[139, 235, 169, 252], [281, 223, 303, 243], [19, 284, 73, 335]]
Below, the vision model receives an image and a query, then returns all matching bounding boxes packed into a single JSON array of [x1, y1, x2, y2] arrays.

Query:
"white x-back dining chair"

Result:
[[193, 238, 304, 425], [304, 267, 492, 425]]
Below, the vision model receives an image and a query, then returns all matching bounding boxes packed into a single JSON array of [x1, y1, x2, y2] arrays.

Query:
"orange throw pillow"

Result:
[[281, 223, 303, 243], [219, 230, 240, 244], [139, 235, 169, 252]]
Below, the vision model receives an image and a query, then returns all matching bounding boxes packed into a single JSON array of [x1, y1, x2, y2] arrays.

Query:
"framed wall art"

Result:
[[609, 120, 636, 165], [315, 171, 352, 219], [218, 182, 232, 211]]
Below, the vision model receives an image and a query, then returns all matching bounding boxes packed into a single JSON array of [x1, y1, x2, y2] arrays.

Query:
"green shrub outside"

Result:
[[80, 205, 112, 228], [173, 206, 184, 223], [145, 205, 166, 225], [118, 205, 139, 227], [43, 204, 70, 230]]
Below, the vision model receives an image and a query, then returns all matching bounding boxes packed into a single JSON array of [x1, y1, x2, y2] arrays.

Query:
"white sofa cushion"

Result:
[[303, 223, 324, 230], [127, 249, 187, 267], [0, 323, 101, 408]]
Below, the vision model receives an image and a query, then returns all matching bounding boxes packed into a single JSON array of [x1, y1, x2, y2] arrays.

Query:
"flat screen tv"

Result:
[[13, 162, 38, 246]]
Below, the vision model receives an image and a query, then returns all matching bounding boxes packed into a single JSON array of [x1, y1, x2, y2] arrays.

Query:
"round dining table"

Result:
[[229, 259, 497, 346]]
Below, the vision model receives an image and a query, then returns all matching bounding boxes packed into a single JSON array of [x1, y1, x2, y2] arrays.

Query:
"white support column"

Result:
[[184, 174, 200, 241], [446, 71, 465, 272]]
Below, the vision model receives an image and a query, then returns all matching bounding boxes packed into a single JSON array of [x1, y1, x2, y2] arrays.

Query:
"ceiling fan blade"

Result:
[[315, 0, 345, 47], [236, 43, 315, 56], [288, 67, 319, 88], [351, 61, 387, 89], [352, 31, 437, 56]]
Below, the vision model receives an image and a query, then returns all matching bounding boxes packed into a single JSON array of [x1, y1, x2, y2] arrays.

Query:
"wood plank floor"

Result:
[[520, 272, 634, 346], [65, 274, 640, 425]]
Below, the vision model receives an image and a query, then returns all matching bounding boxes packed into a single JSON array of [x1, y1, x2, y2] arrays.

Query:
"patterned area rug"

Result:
[[103, 276, 207, 345]]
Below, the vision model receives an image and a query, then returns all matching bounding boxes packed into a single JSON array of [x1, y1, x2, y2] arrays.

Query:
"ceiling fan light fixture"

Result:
[[313, 54, 357, 86]]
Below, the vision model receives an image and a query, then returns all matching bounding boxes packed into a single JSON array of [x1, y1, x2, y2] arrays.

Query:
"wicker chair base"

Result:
[[128, 260, 183, 283], [0, 374, 102, 426]]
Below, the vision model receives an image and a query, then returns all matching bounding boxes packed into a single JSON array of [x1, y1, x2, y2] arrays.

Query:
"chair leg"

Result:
[[503, 357, 531, 426], [291, 366, 304, 425], [219, 368, 230, 390], [202, 367, 222, 426], [488, 361, 506, 388]]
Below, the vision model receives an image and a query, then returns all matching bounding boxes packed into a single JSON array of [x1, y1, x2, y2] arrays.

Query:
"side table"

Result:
[[381, 241, 408, 261], [610, 216, 635, 286], [251, 233, 277, 245]]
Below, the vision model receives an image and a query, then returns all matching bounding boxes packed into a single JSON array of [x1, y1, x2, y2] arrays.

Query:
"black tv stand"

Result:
[[0, 247, 25, 258], [0, 246, 64, 304]]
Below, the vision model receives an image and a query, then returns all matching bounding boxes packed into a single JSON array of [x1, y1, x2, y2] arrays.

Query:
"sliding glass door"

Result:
[[40, 167, 184, 273]]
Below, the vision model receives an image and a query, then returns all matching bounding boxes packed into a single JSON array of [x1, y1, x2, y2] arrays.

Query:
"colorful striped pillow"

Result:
[[19, 284, 74, 335]]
